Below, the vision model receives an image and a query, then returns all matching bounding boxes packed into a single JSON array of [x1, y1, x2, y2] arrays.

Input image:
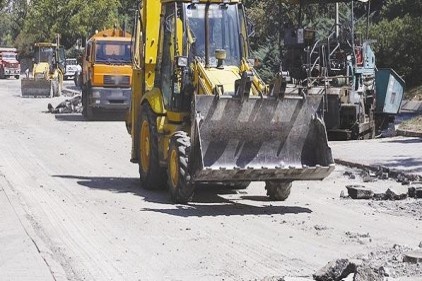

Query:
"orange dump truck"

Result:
[[81, 28, 132, 120]]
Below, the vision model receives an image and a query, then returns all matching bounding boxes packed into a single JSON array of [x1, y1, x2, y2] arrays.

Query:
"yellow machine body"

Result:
[[128, 0, 335, 203], [21, 42, 65, 97], [82, 28, 133, 119]]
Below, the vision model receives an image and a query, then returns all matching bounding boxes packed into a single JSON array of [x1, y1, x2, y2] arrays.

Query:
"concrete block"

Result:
[[313, 259, 356, 281], [346, 185, 374, 199], [403, 250, 422, 263]]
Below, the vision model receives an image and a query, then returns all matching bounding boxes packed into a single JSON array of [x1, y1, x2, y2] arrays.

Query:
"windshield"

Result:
[[2, 53, 17, 60], [34, 47, 53, 63], [95, 41, 131, 64], [185, 4, 241, 66]]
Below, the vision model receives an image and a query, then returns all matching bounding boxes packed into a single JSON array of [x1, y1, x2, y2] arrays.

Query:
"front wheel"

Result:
[[265, 181, 292, 201], [15, 75, 19, 79], [167, 131, 194, 203]]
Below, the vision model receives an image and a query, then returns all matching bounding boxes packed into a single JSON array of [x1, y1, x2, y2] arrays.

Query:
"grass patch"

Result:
[[398, 115, 422, 133], [405, 85, 422, 101]]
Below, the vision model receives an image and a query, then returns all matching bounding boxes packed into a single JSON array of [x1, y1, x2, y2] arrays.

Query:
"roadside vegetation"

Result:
[[399, 116, 422, 133], [0, 0, 421, 90]]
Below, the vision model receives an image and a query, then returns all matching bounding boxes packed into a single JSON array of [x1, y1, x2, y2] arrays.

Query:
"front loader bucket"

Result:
[[21, 78, 52, 97], [190, 94, 335, 182]]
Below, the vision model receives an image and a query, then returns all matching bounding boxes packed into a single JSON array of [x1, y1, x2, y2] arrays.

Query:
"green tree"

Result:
[[15, 0, 120, 52], [370, 0, 422, 88]]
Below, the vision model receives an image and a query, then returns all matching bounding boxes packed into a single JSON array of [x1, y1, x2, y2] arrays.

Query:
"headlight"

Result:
[[92, 90, 101, 98]]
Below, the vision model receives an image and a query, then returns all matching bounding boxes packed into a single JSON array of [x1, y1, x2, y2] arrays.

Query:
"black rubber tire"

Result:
[[137, 103, 167, 190], [167, 131, 194, 203], [15, 75, 19, 79], [265, 181, 292, 201], [82, 85, 95, 120], [86, 105, 94, 120], [82, 85, 87, 117]]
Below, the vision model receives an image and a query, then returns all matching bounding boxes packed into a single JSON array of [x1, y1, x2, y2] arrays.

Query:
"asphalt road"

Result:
[[0, 79, 421, 281]]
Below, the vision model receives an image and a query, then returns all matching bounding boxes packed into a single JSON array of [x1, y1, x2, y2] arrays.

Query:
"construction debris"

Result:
[[314, 245, 422, 281], [373, 188, 408, 201], [313, 259, 355, 281], [408, 185, 422, 198], [344, 185, 417, 200], [403, 250, 422, 263], [345, 185, 374, 199], [47, 95, 82, 114]]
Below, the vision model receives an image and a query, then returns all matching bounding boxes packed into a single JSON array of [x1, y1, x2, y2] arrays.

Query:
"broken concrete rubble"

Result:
[[353, 265, 383, 281], [403, 250, 422, 263], [313, 259, 356, 281], [47, 95, 82, 114], [344, 185, 416, 201], [345, 185, 374, 199], [313, 245, 422, 281], [372, 189, 407, 200], [408, 185, 422, 199]]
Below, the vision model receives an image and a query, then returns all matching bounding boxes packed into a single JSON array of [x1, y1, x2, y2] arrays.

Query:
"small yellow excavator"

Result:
[[127, 0, 335, 203], [21, 41, 66, 97]]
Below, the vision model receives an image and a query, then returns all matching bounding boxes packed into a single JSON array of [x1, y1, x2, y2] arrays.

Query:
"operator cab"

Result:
[[160, 2, 250, 110]]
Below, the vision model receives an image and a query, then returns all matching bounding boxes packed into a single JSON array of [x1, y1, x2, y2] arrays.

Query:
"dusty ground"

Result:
[[398, 115, 422, 133], [0, 79, 421, 281]]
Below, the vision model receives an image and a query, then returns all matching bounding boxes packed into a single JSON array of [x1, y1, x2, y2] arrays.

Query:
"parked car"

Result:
[[64, 58, 78, 80]]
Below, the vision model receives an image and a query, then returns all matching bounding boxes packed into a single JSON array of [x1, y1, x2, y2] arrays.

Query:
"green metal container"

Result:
[[375, 69, 405, 114]]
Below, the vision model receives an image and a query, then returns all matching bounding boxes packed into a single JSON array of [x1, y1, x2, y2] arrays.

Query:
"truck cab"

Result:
[[81, 28, 132, 120], [0, 47, 20, 79]]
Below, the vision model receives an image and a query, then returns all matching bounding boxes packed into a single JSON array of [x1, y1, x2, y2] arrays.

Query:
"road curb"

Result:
[[396, 129, 422, 138], [334, 158, 421, 182]]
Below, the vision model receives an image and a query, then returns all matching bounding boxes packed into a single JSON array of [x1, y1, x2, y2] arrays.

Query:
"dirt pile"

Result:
[[313, 245, 422, 281]]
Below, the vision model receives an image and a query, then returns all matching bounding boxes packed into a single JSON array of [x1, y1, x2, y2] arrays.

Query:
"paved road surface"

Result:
[[0, 79, 421, 280], [331, 137, 422, 176]]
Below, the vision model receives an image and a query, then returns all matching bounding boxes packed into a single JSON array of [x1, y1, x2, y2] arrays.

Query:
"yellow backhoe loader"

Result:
[[127, 0, 335, 203], [21, 42, 66, 97]]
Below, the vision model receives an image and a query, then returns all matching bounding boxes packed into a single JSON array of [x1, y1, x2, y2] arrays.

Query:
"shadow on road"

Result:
[[380, 138, 422, 144], [53, 175, 312, 217], [54, 114, 86, 122], [53, 113, 125, 122], [141, 204, 311, 217], [374, 157, 422, 173]]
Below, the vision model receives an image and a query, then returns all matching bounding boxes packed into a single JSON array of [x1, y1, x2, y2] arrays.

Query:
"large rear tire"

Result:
[[265, 181, 292, 201], [138, 103, 167, 190], [167, 131, 194, 203], [82, 85, 95, 120]]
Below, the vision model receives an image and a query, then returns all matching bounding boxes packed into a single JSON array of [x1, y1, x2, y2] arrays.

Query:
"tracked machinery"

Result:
[[21, 41, 66, 97], [281, 0, 405, 140], [127, 0, 335, 203]]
